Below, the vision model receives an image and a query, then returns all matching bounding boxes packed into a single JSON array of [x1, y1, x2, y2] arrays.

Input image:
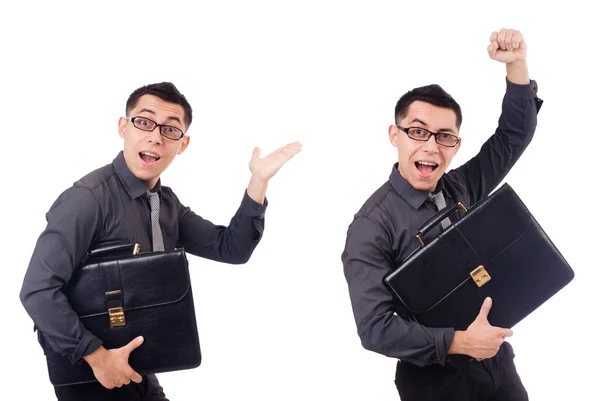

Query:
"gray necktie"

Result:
[[146, 190, 165, 252], [429, 192, 451, 229]]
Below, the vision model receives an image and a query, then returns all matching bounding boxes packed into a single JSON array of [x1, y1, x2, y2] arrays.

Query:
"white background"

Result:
[[1, 1, 598, 400]]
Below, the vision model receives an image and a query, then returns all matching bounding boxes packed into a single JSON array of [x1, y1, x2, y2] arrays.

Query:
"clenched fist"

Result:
[[488, 28, 527, 64]]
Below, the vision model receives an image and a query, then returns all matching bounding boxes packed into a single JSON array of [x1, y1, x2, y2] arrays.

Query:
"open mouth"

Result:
[[139, 151, 161, 165], [415, 161, 439, 176]]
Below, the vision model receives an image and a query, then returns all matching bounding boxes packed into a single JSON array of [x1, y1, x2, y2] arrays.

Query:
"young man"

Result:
[[342, 28, 542, 400], [20, 82, 302, 400]]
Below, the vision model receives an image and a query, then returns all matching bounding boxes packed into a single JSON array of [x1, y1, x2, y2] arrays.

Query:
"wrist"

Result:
[[506, 60, 529, 85], [249, 174, 269, 187], [247, 175, 268, 205], [83, 345, 106, 366], [448, 330, 466, 355]]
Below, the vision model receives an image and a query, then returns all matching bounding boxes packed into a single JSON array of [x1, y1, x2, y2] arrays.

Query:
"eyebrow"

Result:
[[409, 118, 456, 134], [138, 108, 182, 126]]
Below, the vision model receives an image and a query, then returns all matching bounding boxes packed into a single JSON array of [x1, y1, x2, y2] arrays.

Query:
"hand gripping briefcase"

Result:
[[42, 243, 202, 386], [383, 183, 575, 330]]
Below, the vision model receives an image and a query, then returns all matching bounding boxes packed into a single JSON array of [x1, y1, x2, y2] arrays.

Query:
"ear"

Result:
[[388, 125, 399, 147], [118, 117, 127, 139], [177, 135, 190, 155], [454, 136, 462, 153]]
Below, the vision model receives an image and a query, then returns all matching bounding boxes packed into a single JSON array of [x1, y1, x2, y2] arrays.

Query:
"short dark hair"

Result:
[[394, 84, 462, 129], [126, 82, 193, 129]]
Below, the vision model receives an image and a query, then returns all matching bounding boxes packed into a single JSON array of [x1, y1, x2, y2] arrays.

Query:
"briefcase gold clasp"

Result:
[[470, 265, 491, 287], [108, 307, 126, 327]]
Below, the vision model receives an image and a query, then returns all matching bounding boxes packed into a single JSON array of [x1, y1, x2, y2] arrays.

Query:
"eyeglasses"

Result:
[[397, 126, 459, 148], [126, 116, 185, 141]]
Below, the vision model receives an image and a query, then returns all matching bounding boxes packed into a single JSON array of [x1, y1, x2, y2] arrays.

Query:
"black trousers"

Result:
[[395, 342, 528, 401], [54, 373, 168, 401]]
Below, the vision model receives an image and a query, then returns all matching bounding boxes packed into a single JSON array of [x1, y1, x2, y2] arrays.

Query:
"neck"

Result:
[[147, 177, 159, 190]]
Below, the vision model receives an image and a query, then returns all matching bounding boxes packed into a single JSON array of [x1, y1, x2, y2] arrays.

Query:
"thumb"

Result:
[[123, 336, 144, 354], [476, 297, 492, 322], [251, 147, 261, 160]]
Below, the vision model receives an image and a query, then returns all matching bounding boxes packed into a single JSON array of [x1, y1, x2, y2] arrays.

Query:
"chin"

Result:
[[411, 180, 437, 192], [131, 170, 156, 183]]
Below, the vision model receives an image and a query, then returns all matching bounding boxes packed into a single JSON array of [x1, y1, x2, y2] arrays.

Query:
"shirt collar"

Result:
[[388, 162, 446, 209], [113, 151, 161, 199]]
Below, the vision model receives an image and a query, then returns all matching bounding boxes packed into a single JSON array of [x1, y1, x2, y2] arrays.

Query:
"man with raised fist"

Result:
[[342, 28, 542, 400]]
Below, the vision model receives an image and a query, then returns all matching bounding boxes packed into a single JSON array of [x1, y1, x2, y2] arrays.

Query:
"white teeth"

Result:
[[417, 161, 438, 166], [141, 151, 159, 159]]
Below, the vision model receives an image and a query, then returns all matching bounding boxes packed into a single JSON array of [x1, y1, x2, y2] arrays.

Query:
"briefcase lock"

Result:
[[470, 265, 491, 287], [108, 307, 126, 327]]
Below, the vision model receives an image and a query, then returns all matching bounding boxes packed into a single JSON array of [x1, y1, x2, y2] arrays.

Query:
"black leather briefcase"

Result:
[[383, 183, 574, 330], [42, 243, 202, 386]]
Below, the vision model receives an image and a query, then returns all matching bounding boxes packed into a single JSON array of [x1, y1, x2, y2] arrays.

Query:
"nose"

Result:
[[146, 127, 163, 145], [422, 134, 439, 153]]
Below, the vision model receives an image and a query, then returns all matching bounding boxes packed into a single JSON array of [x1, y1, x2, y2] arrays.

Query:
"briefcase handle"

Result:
[[415, 202, 468, 246], [80, 242, 141, 266]]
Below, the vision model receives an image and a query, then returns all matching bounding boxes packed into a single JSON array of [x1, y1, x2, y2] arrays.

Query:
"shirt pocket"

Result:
[[160, 217, 179, 251]]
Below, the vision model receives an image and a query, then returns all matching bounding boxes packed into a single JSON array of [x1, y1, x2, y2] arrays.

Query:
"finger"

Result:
[[285, 141, 303, 149], [123, 336, 144, 354], [504, 30, 514, 51], [101, 380, 115, 390], [489, 31, 498, 44], [512, 30, 522, 50], [499, 328, 513, 338], [280, 143, 303, 154], [497, 29, 507, 50], [476, 297, 492, 321], [487, 42, 498, 59], [284, 145, 302, 157], [130, 369, 143, 384], [252, 147, 261, 160]]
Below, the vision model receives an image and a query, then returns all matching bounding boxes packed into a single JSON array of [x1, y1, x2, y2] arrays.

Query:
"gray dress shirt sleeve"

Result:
[[177, 190, 267, 264], [20, 186, 104, 364], [343, 217, 454, 366], [447, 78, 543, 203]]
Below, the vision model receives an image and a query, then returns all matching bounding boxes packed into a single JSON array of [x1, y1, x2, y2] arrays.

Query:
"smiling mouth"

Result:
[[415, 161, 439, 175], [139, 151, 161, 164]]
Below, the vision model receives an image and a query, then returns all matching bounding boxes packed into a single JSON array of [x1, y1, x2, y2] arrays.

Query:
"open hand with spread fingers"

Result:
[[488, 28, 527, 64], [249, 141, 303, 182]]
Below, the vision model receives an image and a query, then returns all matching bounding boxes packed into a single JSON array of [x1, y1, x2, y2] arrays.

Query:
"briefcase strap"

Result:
[[101, 263, 126, 328]]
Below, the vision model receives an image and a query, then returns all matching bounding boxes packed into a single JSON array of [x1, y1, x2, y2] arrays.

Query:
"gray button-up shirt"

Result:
[[20, 151, 267, 364], [342, 79, 543, 367]]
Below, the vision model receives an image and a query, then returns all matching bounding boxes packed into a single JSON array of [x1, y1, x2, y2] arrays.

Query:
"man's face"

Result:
[[118, 95, 190, 188], [389, 101, 461, 192]]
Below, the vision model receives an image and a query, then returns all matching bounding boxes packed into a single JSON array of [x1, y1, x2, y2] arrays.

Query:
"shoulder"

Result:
[[354, 181, 395, 223], [73, 162, 116, 193]]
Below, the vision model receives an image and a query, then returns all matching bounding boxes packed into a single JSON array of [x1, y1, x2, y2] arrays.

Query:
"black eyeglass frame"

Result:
[[397, 125, 460, 148], [126, 116, 186, 141]]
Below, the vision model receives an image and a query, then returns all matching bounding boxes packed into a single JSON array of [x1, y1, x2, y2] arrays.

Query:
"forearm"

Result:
[[448, 77, 542, 203], [178, 190, 266, 264], [20, 186, 103, 363], [343, 216, 455, 366], [246, 175, 268, 205], [355, 305, 455, 366], [20, 257, 103, 363], [506, 60, 529, 85]]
